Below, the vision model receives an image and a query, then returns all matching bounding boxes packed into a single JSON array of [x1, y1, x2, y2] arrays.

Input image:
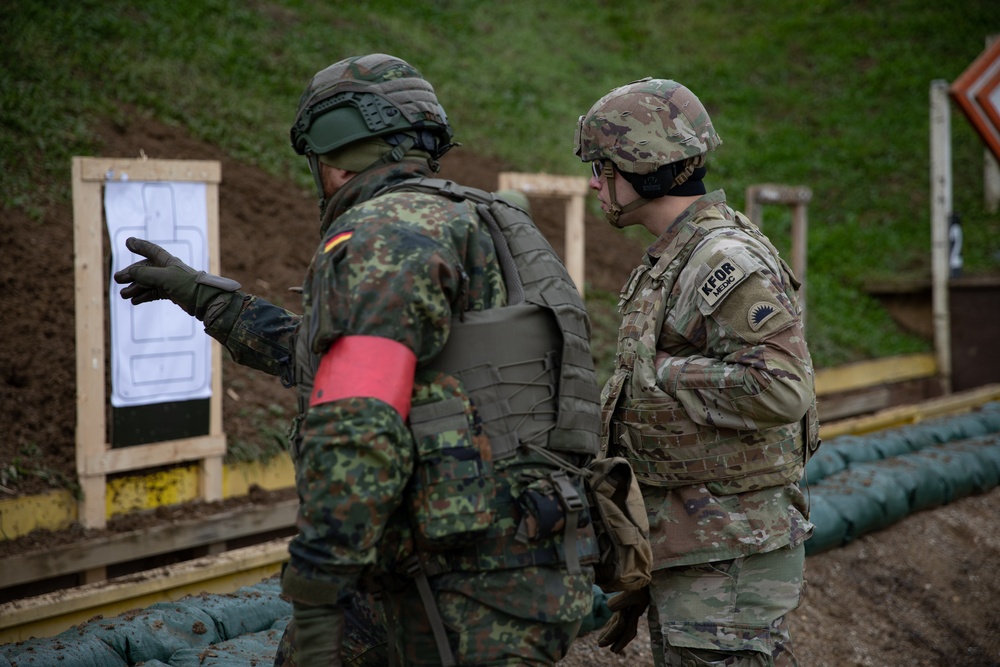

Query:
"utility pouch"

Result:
[[514, 472, 591, 543], [408, 395, 495, 550], [586, 457, 653, 592]]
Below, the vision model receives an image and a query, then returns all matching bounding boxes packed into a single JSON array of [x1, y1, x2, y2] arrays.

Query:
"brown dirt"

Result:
[[2, 107, 1000, 665]]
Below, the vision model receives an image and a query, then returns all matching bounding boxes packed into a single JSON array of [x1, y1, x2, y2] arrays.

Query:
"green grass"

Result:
[[3, 0, 1000, 368]]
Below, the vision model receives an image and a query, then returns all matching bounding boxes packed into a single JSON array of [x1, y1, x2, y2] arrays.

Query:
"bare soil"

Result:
[[2, 108, 999, 666]]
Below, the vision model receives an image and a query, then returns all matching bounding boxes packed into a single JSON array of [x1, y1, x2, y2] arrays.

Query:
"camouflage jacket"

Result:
[[212, 158, 595, 622], [605, 190, 815, 567]]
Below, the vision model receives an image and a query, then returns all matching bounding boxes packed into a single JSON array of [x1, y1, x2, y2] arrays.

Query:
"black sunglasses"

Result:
[[591, 159, 606, 179]]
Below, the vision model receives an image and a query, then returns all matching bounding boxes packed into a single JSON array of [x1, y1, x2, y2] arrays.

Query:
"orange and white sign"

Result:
[[950, 40, 1000, 161]]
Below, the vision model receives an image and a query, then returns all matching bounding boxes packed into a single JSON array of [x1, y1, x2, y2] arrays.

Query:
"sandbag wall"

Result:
[[0, 579, 291, 667], [1, 578, 612, 667], [803, 401, 1000, 554]]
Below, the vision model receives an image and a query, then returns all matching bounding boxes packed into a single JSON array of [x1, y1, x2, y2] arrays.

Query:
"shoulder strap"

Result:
[[384, 177, 602, 457]]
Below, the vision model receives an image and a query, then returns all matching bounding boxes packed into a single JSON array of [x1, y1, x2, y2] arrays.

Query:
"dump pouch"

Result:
[[586, 457, 653, 592], [408, 393, 496, 550]]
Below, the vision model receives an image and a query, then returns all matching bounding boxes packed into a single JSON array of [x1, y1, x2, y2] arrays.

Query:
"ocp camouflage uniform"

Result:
[[574, 77, 818, 667], [210, 157, 598, 665], [603, 191, 816, 666]]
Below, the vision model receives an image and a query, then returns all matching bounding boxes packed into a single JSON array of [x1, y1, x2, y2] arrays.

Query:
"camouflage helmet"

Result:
[[574, 77, 721, 176], [290, 54, 454, 160]]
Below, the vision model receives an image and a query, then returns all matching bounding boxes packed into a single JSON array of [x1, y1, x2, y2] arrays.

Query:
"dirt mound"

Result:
[[2, 107, 999, 665]]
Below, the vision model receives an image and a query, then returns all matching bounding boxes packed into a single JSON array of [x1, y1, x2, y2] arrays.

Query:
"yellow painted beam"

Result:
[[0, 490, 77, 537], [224, 454, 295, 497], [820, 383, 1000, 439], [815, 353, 937, 396], [0, 454, 295, 542], [0, 538, 290, 644], [106, 464, 201, 516]]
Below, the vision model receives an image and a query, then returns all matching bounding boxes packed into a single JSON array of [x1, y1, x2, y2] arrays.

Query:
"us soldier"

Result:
[[574, 78, 819, 666], [115, 53, 604, 666]]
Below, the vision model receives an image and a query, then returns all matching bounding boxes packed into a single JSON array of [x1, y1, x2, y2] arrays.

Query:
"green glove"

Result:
[[597, 586, 650, 654], [292, 602, 345, 667], [114, 237, 241, 321]]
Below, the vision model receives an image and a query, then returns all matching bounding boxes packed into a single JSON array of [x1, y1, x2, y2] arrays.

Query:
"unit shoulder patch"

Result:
[[697, 257, 748, 307], [748, 301, 779, 331]]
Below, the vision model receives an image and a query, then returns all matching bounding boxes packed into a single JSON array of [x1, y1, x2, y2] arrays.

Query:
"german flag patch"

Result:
[[323, 230, 353, 254]]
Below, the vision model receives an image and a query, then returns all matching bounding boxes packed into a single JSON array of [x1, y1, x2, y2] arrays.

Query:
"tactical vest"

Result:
[[291, 177, 603, 555], [384, 178, 602, 461], [602, 205, 819, 495]]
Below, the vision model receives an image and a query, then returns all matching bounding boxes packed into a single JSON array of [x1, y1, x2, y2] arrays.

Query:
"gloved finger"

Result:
[[596, 613, 625, 649], [113, 259, 153, 284], [125, 237, 180, 268], [118, 282, 145, 300], [609, 616, 639, 654], [607, 588, 648, 612], [130, 289, 164, 306]]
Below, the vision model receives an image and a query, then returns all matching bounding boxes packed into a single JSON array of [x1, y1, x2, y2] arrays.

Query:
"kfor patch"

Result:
[[698, 258, 747, 307]]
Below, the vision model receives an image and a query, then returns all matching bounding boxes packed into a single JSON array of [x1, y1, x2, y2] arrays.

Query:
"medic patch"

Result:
[[698, 258, 747, 307], [323, 230, 353, 254], [748, 301, 779, 331]]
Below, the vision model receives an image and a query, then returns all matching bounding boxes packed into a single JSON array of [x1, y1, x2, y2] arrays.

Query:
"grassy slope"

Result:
[[3, 0, 999, 368]]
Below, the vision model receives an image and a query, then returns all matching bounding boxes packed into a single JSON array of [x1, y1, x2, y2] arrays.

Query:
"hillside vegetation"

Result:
[[3, 0, 1000, 368]]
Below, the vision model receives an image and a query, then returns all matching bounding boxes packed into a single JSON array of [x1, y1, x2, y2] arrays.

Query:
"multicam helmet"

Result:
[[290, 53, 454, 160], [575, 78, 721, 226], [574, 77, 721, 176]]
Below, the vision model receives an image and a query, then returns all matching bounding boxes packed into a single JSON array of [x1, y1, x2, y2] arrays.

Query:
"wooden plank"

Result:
[[820, 383, 1000, 439], [565, 193, 586, 294], [81, 434, 226, 475], [0, 499, 297, 589], [78, 157, 221, 183], [818, 385, 894, 423], [72, 157, 110, 529], [205, 180, 226, 502], [498, 172, 589, 197], [0, 457, 296, 542], [0, 539, 289, 643], [930, 80, 953, 394], [815, 353, 937, 396]]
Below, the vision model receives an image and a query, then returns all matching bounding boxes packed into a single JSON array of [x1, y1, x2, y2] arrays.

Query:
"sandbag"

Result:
[[803, 494, 850, 554], [168, 622, 286, 667], [86, 601, 220, 664], [186, 579, 291, 641], [867, 431, 914, 459], [802, 445, 848, 484], [0, 632, 126, 667]]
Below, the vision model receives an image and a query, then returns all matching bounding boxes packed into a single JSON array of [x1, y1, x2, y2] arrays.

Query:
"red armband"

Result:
[[310, 335, 417, 420]]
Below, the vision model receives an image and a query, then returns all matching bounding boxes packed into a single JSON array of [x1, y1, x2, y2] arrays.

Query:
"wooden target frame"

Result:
[[71, 157, 226, 531]]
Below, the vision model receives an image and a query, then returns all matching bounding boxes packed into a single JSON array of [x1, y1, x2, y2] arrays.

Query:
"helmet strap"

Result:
[[307, 152, 329, 217], [604, 162, 650, 227], [669, 155, 706, 191]]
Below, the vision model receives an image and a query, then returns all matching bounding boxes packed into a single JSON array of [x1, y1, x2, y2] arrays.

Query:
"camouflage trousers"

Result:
[[275, 569, 588, 666], [647, 543, 805, 667]]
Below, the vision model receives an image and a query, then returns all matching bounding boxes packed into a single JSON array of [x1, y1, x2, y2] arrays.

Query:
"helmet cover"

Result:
[[574, 77, 721, 175], [290, 53, 453, 159]]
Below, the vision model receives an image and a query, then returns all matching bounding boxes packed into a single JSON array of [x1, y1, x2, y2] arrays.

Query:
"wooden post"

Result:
[[72, 157, 226, 530], [743, 184, 812, 327], [930, 81, 953, 395], [497, 173, 589, 296]]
